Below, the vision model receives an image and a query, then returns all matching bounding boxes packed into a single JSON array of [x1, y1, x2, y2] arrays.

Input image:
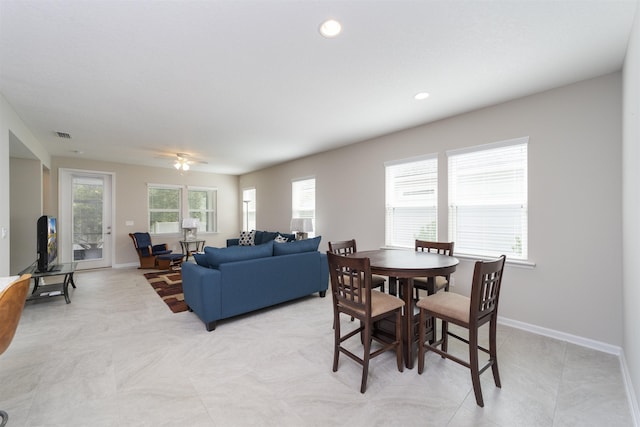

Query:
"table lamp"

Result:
[[182, 218, 200, 240], [290, 218, 313, 240]]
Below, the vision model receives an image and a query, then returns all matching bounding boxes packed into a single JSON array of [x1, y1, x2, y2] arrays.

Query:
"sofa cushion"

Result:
[[273, 236, 321, 256], [205, 240, 274, 269], [258, 231, 278, 245], [239, 230, 256, 246], [193, 252, 209, 268]]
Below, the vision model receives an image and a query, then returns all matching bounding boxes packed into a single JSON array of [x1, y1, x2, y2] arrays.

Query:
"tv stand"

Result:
[[36, 264, 61, 274], [19, 262, 77, 304]]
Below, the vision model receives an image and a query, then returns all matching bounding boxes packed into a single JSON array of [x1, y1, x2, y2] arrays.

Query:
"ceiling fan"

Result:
[[155, 152, 208, 172]]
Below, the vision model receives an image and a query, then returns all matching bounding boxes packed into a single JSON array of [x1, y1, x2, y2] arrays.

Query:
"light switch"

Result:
[[125, 220, 134, 226], [1, 227, 6, 239]]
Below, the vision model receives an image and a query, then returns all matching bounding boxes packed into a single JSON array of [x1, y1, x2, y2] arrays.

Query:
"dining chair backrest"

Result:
[[327, 251, 372, 318], [470, 255, 506, 327], [415, 240, 454, 256], [328, 239, 357, 256]]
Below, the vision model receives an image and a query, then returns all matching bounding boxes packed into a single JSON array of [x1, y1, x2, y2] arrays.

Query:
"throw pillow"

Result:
[[274, 234, 288, 243], [260, 231, 279, 244], [279, 232, 296, 242], [273, 236, 321, 256], [193, 252, 209, 268], [239, 230, 256, 246], [204, 240, 274, 268]]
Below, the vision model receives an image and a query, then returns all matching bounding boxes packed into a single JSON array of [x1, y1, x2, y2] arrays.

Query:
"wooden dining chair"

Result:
[[0, 274, 31, 426], [328, 239, 387, 292], [417, 255, 506, 407], [327, 252, 404, 393], [413, 240, 454, 300]]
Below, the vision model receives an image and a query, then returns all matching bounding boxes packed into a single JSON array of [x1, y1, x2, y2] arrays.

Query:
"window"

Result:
[[188, 187, 217, 233], [242, 188, 256, 231], [385, 155, 438, 248], [292, 178, 315, 235], [148, 185, 181, 234], [148, 184, 217, 234], [448, 137, 528, 260]]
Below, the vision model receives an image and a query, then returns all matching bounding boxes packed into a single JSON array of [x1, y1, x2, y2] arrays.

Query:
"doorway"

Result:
[[59, 169, 114, 269]]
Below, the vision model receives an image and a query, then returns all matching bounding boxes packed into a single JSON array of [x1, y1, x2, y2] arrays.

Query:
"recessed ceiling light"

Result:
[[414, 92, 430, 100], [319, 19, 342, 38]]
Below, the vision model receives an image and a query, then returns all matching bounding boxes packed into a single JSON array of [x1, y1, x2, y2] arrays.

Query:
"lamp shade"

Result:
[[290, 217, 313, 232], [182, 218, 200, 229]]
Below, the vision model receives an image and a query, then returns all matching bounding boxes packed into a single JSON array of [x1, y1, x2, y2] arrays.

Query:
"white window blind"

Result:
[[292, 178, 316, 234], [385, 155, 437, 248], [448, 138, 528, 260]]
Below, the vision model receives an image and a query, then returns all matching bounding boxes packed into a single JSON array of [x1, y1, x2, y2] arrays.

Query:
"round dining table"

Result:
[[348, 248, 459, 369]]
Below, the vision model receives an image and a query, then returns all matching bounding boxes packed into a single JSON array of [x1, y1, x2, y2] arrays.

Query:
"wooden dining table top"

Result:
[[348, 248, 459, 278]]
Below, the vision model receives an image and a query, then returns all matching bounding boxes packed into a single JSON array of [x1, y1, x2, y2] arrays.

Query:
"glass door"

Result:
[[59, 169, 113, 269]]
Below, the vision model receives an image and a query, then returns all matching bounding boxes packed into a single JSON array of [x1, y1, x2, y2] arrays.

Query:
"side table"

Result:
[[20, 262, 78, 304], [180, 239, 205, 262]]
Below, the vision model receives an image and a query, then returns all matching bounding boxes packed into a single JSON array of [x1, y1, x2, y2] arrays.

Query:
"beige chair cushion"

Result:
[[416, 291, 470, 324], [343, 290, 404, 318], [413, 275, 448, 291]]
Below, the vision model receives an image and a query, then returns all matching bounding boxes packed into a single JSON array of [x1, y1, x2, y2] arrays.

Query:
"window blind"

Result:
[[292, 178, 316, 234], [385, 156, 437, 248], [448, 138, 528, 260]]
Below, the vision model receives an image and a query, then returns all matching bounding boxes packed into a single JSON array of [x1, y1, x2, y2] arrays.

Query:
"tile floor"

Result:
[[0, 267, 635, 426]]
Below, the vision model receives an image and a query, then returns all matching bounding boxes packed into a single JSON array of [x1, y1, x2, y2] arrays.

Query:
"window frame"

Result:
[[147, 184, 182, 235], [447, 137, 529, 262], [147, 184, 218, 235], [242, 187, 256, 232], [384, 154, 438, 248], [187, 186, 218, 233], [291, 177, 316, 237]]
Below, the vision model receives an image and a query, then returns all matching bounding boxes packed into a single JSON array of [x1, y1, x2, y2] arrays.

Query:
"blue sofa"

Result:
[[182, 237, 329, 331]]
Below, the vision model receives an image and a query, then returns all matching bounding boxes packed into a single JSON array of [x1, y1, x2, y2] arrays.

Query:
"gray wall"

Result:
[[9, 157, 41, 274], [240, 73, 623, 348]]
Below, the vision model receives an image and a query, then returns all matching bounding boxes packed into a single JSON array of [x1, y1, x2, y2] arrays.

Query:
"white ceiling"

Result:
[[1, 0, 637, 175]]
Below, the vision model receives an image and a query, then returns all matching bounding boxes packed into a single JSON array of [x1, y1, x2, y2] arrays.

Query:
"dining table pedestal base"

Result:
[[373, 278, 435, 369]]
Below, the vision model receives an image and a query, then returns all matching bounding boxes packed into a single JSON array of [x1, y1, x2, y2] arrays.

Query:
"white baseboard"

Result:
[[498, 315, 621, 354], [113, 262, 139, 269], [499, 316, 639, 427], [620, 352, 640, 427]]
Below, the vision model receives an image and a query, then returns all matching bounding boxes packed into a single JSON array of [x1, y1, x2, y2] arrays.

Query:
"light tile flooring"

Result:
[[0, 267, 635, 427]]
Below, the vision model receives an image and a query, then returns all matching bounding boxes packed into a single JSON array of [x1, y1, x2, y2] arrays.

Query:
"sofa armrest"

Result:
[[181, 263, 222, 329]]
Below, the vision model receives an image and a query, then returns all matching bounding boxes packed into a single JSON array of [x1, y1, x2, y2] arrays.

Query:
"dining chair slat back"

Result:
[[413, 240, 455, 299]]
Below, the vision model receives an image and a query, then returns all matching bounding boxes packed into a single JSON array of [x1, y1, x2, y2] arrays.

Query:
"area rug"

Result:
[[143, 270, 189, 313]]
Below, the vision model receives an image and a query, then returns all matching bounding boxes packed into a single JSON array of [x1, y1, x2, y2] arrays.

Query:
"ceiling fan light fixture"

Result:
[[414, 92, 430, 100], [319, 19, 342, 38]]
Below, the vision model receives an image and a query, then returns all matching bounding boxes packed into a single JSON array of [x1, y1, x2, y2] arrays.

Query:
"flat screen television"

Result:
[[37, 215, 58, 273]]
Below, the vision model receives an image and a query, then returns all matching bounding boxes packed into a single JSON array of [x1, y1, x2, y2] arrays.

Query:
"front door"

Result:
[[59, 169, 113, 269]]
